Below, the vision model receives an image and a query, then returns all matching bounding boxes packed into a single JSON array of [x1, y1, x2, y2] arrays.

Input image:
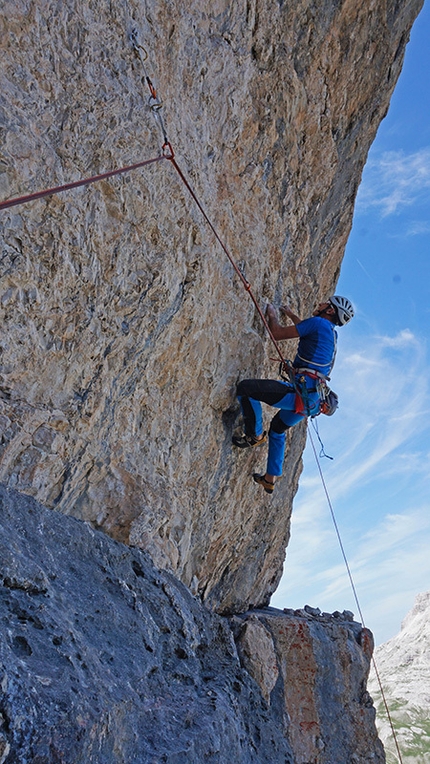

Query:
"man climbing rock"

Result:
[[232, 296, 354, 494]]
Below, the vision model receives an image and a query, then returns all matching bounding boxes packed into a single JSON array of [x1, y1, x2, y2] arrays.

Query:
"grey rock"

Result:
[[342, 610, 355, 622], [304, 604, 322, 617], [0, 2, 424, 756], [0, 485, 294, 764], [0, 486, 383, 763]]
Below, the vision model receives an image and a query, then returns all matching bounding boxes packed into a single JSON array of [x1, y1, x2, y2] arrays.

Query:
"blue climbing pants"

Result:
[[237, 378, 320, 476]]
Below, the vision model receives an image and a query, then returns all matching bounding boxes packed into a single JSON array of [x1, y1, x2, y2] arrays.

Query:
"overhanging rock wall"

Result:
[[0, 0, 423, 614]]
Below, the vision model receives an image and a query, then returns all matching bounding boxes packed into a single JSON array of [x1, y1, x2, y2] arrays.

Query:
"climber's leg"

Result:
[[235, 379, 295, 438]]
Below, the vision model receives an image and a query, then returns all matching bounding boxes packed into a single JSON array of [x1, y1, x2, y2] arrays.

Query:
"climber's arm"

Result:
[[266, 304, 300, 340], [279, 305, 302, 325]]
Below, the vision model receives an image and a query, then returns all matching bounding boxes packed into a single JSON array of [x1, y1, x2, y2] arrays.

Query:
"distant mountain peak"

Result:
[[404, 590, 430, 625], [369, 591, 430, 763]]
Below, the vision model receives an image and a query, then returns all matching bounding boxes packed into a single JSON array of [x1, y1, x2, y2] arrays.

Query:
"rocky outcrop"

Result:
[[0, 485, 383, 763], [0, 0, 423, 614], [368, 592, 430, 764], [0, 485, 294, 764], [234, 608, 384, 763]]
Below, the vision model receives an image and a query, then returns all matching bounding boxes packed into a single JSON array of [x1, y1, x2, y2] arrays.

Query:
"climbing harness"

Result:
[[278, 361, 338, 418], [293, 367, 338, 416]]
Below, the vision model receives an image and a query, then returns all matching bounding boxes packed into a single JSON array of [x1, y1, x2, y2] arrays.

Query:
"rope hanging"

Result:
[[0, 31, 288, 374], [0, 154, 166, 211], [167, 151, 288, 366], [308, 428, 404, 764]]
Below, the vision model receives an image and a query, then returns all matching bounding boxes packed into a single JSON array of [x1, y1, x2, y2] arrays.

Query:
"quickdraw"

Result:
[[130, 28, 169, 145]]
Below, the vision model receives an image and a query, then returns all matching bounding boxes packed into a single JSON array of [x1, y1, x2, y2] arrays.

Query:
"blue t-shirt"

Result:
[[293, 316, 337, 377]]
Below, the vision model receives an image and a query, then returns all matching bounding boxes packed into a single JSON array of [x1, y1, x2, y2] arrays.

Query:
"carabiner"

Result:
[[149, 96, 163, 112]]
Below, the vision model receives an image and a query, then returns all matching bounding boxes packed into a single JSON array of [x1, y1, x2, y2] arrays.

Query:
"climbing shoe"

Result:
[[232, 431, 267, 449], [253, 473, 275, 494]]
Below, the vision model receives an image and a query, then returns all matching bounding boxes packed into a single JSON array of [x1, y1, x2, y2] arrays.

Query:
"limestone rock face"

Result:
[[0, 0, 423, 613], [0, 486, 382, 763], [368, 591, 430, 763]]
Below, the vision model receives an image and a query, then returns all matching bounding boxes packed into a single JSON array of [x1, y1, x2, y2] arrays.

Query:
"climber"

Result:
[[232, 296, 354, 494]]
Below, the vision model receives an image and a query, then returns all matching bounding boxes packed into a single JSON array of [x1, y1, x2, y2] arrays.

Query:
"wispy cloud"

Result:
[[405, 219, 430, 236], [273, 501, 430, 643], [271, 325, 430, 644], [317, 505, 430, 626], [357, 147, 430, 217], [321, 328, 429, 494]]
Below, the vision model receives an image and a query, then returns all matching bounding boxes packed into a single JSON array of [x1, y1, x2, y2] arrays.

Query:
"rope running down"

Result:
[[308, 428, 404, 764], [129, 28, 288, 370], [167, 149, 287, 368]]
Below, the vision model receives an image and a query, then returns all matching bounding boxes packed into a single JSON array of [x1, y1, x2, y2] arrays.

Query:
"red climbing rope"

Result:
[[0, 154, 166, 211], [130, 28, 289, 368], [165, 151, 287, 366]]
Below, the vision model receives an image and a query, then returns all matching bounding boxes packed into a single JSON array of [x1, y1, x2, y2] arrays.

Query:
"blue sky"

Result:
[[271, 1, 430, 645]]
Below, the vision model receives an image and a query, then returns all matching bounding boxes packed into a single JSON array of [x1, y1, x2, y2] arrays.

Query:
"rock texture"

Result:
[[0, 485, 294, 764], [235, 607, 384, 763], [0, 0, 423, 613], [0, 485, 383, 763], [368, 591, 430, 764]]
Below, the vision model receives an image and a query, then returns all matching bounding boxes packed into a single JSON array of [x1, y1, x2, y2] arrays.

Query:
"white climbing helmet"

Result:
[[329, 295, 355, 325]]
